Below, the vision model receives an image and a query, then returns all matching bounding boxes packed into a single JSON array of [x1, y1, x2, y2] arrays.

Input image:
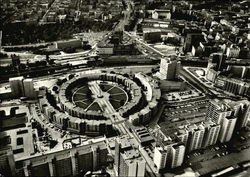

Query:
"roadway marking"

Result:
[[84, 101, 96, 111], [110, 92, 125, 96], [88, 81, 116, 114], [74, 92, 87, 95], [109, 98, 121, 102], [106, 85, 116, 93]]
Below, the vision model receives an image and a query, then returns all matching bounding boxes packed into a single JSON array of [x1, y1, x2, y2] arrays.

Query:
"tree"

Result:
[[49, 140, 58, 149], [83, 44, 92, 50], [63, 47, 76, 53], [52, 86, 58, 92], [56, 79, 62, 86], [68, 74, 75, 80]]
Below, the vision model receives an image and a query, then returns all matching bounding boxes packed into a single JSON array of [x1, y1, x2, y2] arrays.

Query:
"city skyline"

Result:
[[0, 0, 250, 177]]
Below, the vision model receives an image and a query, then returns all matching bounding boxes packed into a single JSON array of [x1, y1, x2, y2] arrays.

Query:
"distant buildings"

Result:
[[97, 31, 139, 55], [207, 53, 227, 72], [226, 45, 240, 58], [152, 9, 171, 20], [206, 68, 218, 83], [206, 57, 250, 97], [140, 18, 171, 30], [143, 29, 166, 43], [9, 77, 36, 99], [184, 33, 204, 52], [215, 76, 250, 97], [226, 66, 250, 80]]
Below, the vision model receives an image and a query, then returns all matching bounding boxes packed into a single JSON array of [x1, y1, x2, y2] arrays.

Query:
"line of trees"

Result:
[[2, 17, 121, 45]]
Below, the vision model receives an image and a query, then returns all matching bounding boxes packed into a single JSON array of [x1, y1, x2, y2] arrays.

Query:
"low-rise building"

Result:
[[96, 43, 114, 55], [152, 9, 171, 20], [55, 39, 83, 50]]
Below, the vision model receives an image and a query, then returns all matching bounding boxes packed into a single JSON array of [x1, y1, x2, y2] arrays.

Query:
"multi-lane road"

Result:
[[179, 68, 216, 97], [124, 31, 165, 57]]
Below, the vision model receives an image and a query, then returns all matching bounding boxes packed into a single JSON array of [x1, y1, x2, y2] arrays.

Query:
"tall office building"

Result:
[[0, 133, 16, 177], [0, 30, 2, 51], [218, 116, 237, 143], [207, 99, 250, 130], [11, 54, 20, 69], [206, 99, 250, 143], [175, 128, 189, 146], [235, 101, 250, 130], [153, 138, 185, 171], [223, 78, 250, 96], [23, 79, 36, 99], [153, 146, 168, 171], [9, 77, 36, 99], [202, 121, 221, 148], [159, 57, 181, 80], [114, 136, 145, 177], [209, 53, 227, 71], [119, 149, 146, 177], [184, 33, 204, 52], [114, 136, 133, 176], [170, 144, 185, 168], [187, 124, 205, 152], [9, 76, 24, 98], [206, 99, 232, 124]]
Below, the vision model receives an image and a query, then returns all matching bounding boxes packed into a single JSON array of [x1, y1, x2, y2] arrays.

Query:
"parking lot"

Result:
[[30, 104, 75, 153], [159, 99, 209, 128], [186, 144, 229, 165], [164, 89, 203, 102]]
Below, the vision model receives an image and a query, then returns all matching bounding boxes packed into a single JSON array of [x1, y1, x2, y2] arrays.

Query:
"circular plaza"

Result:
[[38, 71, 161, 135], [71, 81, 129, 113], [59, 72, 142, 119]]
